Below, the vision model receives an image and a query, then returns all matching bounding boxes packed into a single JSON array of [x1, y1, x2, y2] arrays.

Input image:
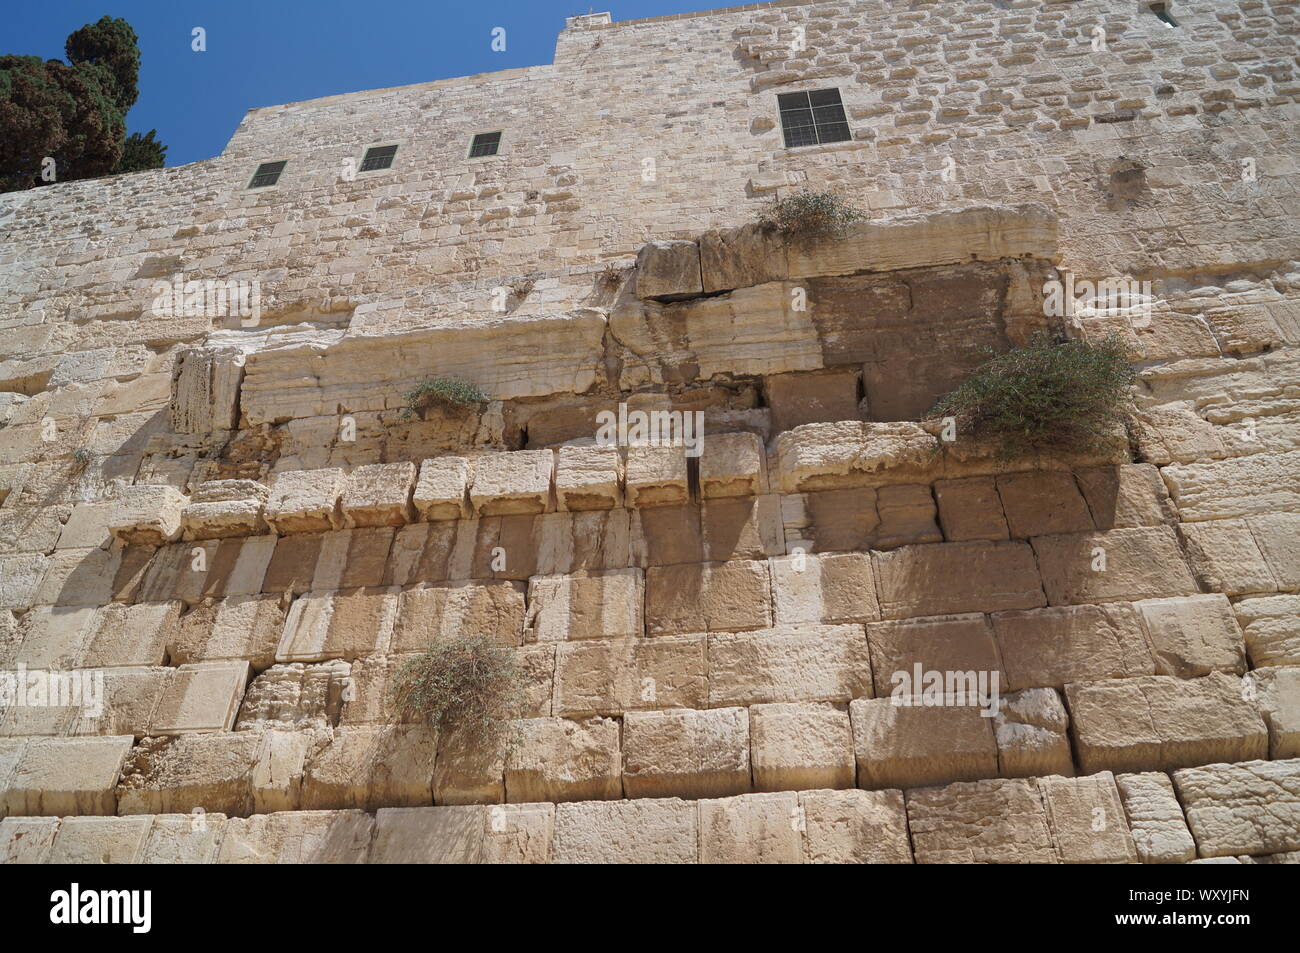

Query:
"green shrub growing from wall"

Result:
[[402, 377, 487, 419], [758, 187, 866, 241], [390, 633, 523, 749]]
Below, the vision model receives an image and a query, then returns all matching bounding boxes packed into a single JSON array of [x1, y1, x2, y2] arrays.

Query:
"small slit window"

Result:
[[248, 161, 286, 188], [1148, 3, 1178, 27], [359, 144, 398, 172], [777, 89, 851, 148], [469, 131, 502, 158]]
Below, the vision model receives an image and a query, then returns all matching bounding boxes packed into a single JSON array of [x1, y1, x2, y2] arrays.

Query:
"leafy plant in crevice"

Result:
[[757, 187, 866, 241], [401, 377, 487, 419]]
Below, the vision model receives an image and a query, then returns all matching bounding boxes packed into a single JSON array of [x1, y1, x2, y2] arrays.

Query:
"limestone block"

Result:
[[1173, 759, 1300, 857], [80, 601, 180, 668], [553, 635, 706, 717], [872, 541, 1045, 619], [770, 551, 881, 625], [390, 580, 525, 652], [369, 805, 487, 863], [708, 624, 872, 707], [1177, 518, 1277, 595], [56, 502, 116, 549], [645, 559, 771, 635], [1075, 464, 1174, 529], [995, 471, 1095, 538], [0, 553, 49, 609], [301, 725, 437, 811], [181, 480, 269, 540], [341, 462, 416, 528], [235, 661, 350, 731], [1031, 527, 1198, 605], [505, 716, 622, 803], [762, 369, 861, 433], [412, 456, 473, 520], [149, 661, 250, 735], [1249, 511, 1300, 590], [865, 613, 1003, 698], [698, 791, 802, 864], [1115, 771, 1197, 863], [851, 697, 997, 790], [1134, 594, 1247, 677], [264, 468, 345, 534], [431, 724, 507, 806], [67, 666, 171, 739], [799, 788, 912, 864], [277, 587, 399, 662], [906, 777, 1058, 864], [700, 495, 784, 561], [873, 484, 942, 549], [166, 593, 285, 670], [217, 810, 373, 863], [991, 603, 1154, 690], [189, 536, 276, 599], [13, 605, 96, 669], [1250, 666, 1300, 759], [700, 223, 787, 293], [994, 688, 1074, 778], [750, 702, 854, 792], [517, 642, 556, 719], [170, 344, 245, 434], [635, 239, 703, 299], [483, 802, 555, 864], [310, 528, 395, 591], [1170, 450, 1300, 519], [0, 816, 59, 863], [552, 798, 698, 864], [554, 444, 622, 510], [524, 568, 643, 642], [1065, 672, 1268, 774], [772, 421, 938, 493], [1039, 773, 1138, 864], [4, 736, 133, 816], [116, 733, 261, 816], [140, 812, 228, 863], [624, 444, 689, 508], [1233, 595, 1300, 667], [623, 707, 750, 799], [46, 815, 152, 864], [699, 431, 766, 498], [799, 487, 880, 553], [36, 546, 119, 607], [930, 473, 1008, 538], [469, 450, 553, 516], [109, 485, 187, 545]]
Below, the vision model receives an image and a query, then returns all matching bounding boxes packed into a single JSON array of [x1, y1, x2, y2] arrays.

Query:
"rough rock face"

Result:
[[2, 0, 1300, 864]]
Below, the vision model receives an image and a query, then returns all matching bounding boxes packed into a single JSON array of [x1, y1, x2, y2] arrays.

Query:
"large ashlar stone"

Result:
[[149, 660, 250, 735], [872, 540, 1045, 619], [1074, 464, 1175, 529], [166, 593, 285, 670], [554, 444, 622, 510], [469, 450, 554, 516], [623, 707, 750, 799], [645, 560, 771, 635], [140, 812, 228, 863], [708, 624, 872, 707], [524, 568, 642, 642], [264, 468, 344, 533], [504, 717, 622, 803], [750, 702, 854, 792], [390, 580, 525, 652], [311, 527, 395, 590], [46, 815, 152, 864], [851, 696, 997, 790], [700, 224, 786, 293], [1178, 518, 1278, 595], [431, 724, 507, 805], [341, 462, 416, 527], [1065, 672, 1268, 774], [770, 551, 881, 625], [799, 788, 913, 863], [624, 444, 689, 508], [218, 810, 373, 863], [865, 613, 1003, 699], [11, 604, 96, 669], [698, 791, 802, 864], [772, 421, 938, 493], [80, 600, 180, 668], [1134, 594, 1247, 678], [277, 587, 399, 662], [0, 553, 49, 610], [762, 368, 862, 433], [1161, 450, 1300, 521], [116, 732, 263, 816], [873, 484, 941, 549], [0, 816, 60, 863], [235, 660, 350, 731], [699, 431, 766, 498], [1249, 511, 1300, 590], [1250, 666, 1300, 759], [181, 480, 269, 540], [906, 777, 1058, 864], [994, 688, 1074, 778], [553, 798, 698, 864], [301, 725, 437, 811], [553, 635, 707, 717], [699, 495, 784, 561], [1174, 759, 1300, 857], [1030, 527, 1198, 605], [1233, 595, 1300, 667], [1116, 771, 1197, 863], [995, 471, 1095, 538], [370, 804, 553, 863], [991, 603, 1153, 690], [1039, 772, 1138, 864], [412, 457, 473, 520], [635, 239, 703, 299], [109, 485, 187, 545], [3, 736, 133, 816], [170, 344, 244, 434]]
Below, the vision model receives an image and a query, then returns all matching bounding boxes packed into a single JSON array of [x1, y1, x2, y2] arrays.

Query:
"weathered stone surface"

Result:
[[645, 559, 771, 635], [907, 777, 1058, 864], [311, 527, 395, 589], [1173, 759, 1300, 857], [1031, 527, 1198, 605], [235, 660, 350, 731], [552, 798, 698, 864], [554, 444, 622, 510], [872, 541, 1045, 618], [218, 810, 373, 863], [866, 613, 1003, 699], [341, 462, 416, 527], [301, 725, 437, 811], [181, 480, 269, 540], [170, 344, 244, 434], [140, 812, 228, 863], [700, 495, 784, 561], [1249, 511, 1300, 591], [3, 736, 133, 816], [798, 487, 880, 553], [117, 733, 262, 816], [505, 716, 622, 803], [1251, 666, 1300, 759], [772, 421, 937, 493], [1075, 464, 1175, 530], [524, 568, 642, 642], [994, 688, 1074, 779], [1134, 594, 1247, 678], [390, 580, 525, 651], [1039, 772, 1138, 864], [1233, 596, 1300, 667], [933, 476, 1009, 542], [553, 635, 707, 717], [1116, 771, 1197, 863], [708, 624, 872, 707], [1162, 451, 1300, 521], [699, 431, 766, 498], [700, 223, 786, 294], [1066, 673, 1268, 774], [166, 593, 285, 670], [469, 450, 554, 516], [412, 457, 472, 520], [996, 471, 1095, 538], [277, 587, 399, 662], [762, 369, 861, 434], [1178, 518, 1278, 595], [624, 444, 689, 508], [369, 805, 486, 863], [798, 788, 913, 864], [750, 702, 854, 792], [80, 600, 180, 668], [149, 661, 250, 735], [265, 468, 344, 533], [851, 696, 997, 790], [0, 816, 60, 863], [623, 707, 750, 799], [991, 603, 1154, 690], [698, 791, 802, 864], [873, 484, 941, 549], [430, 725, 506, 806], [635, 240, 702, 299], [46, 815, 152, 864], [770, 551, 880, 626], [109, 485, 187, 545]]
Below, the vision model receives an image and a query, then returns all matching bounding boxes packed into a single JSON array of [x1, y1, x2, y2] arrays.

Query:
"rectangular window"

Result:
[[777, 89, 851, 148], [359, 144, 398, 172], [1149, 3, 1178, 27], [469, 131, 502, 158], [248, 161, 286, 188]]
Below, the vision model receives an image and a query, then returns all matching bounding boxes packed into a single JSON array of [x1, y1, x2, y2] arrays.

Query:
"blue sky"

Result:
[[6, 1, 715, 167]]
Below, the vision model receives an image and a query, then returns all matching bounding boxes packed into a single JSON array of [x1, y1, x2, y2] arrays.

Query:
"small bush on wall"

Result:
[[402, 377, 487, 419], [758, 187, 866, 241], [390, 633, 523, 749]]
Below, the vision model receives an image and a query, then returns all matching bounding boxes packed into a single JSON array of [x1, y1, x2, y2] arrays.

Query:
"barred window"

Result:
[[359, 144, 398, 172], [469, 131, 502, 157], [248, 161, 287, 188], [777, 89, 851, 148]]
